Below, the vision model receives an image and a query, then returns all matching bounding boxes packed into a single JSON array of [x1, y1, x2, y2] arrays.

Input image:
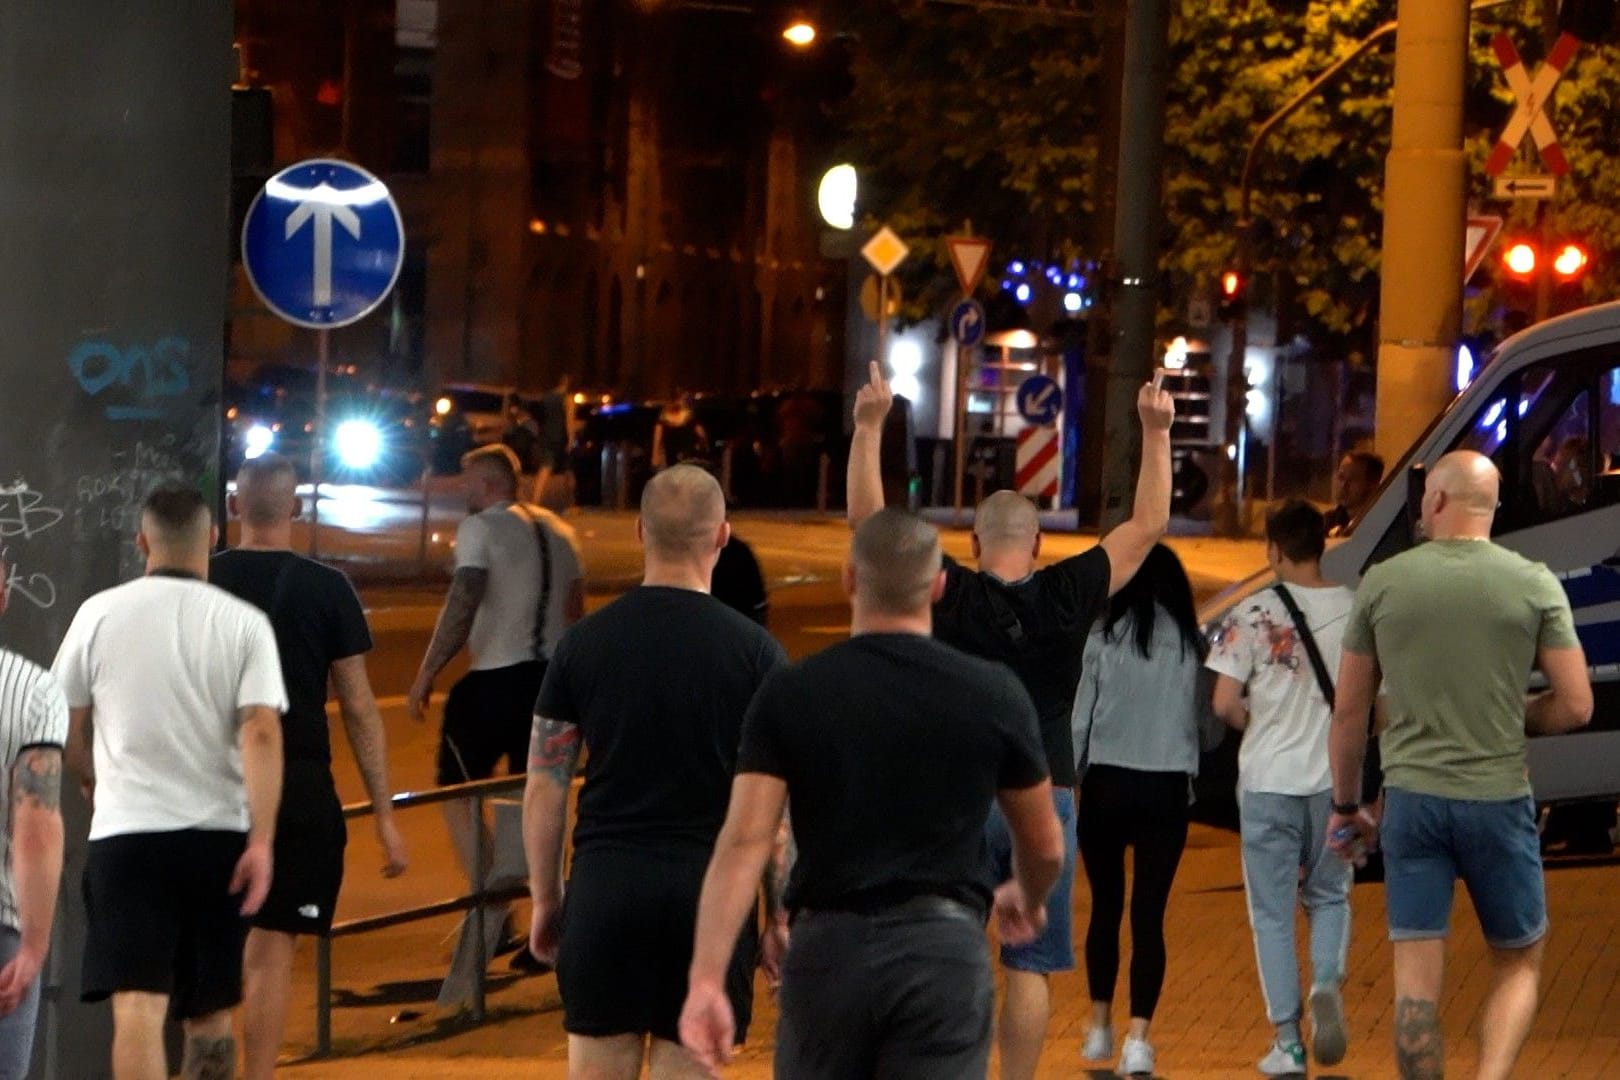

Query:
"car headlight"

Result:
[[335, 420, 383, 469], [244, 424, 275, 460]]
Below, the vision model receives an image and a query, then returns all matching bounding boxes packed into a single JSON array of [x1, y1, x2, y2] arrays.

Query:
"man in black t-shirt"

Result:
[[523, 464, 786, 1079], [845, 361, 1176, 1080], [212, 454, 408, 1080], [680, 508, 1065, 1079]]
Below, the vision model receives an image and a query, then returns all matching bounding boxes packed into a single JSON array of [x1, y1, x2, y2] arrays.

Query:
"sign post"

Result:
[[945, 229, 991, 522], [1015, 374, 1063, 507], [860, 225, 909, 379], [242, 158, 405, 556]]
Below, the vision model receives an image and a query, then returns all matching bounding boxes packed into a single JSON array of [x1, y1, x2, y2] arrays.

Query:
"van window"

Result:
[[1491, 359, 1620, 534]]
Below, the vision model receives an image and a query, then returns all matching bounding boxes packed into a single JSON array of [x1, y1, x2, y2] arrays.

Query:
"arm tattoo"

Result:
[[527, 717, 581, 786], [182, 1035, 235, 1080], [1394, 997, 1444, 1080], [762, 809, 795, 921], [12, 748, 62, 813], [421, 568, 488, 678]]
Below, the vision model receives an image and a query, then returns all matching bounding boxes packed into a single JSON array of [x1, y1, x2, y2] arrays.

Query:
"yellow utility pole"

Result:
[[1374, 0, 1470, 465]]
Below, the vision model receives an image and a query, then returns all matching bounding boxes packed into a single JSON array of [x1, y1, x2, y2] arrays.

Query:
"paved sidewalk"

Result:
[[281, 824, 1620, 1079]]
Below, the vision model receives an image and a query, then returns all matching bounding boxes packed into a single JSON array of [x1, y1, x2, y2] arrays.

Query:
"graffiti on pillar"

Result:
[[0, 478, 64, 610], [67, 335, 192, 420]]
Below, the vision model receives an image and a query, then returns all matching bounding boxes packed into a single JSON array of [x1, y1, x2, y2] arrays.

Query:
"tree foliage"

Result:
[[825, 0, 1620, 347]]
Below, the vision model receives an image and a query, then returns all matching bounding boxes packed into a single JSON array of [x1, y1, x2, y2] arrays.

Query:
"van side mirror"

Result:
[[1406, 463, 1426, 536]]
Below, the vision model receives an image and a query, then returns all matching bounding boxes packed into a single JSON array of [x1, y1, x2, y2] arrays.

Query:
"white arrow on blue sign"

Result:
[[241, 158, 405, 330], [949, 298, 986, 346], [1015, 374, 1063, 426]]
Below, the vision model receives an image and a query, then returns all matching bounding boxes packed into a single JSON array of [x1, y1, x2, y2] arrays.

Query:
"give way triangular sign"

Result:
[[946, 236, 992, 298], [1464, 215, 1503, 285]]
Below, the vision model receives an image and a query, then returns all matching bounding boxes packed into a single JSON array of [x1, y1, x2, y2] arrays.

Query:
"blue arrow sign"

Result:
[[949, 298, 986, 346], [242, 158, 405, 330], [1016, 374, 1063, 426]]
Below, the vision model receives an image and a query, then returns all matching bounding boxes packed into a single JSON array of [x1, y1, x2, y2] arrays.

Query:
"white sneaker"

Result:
[[1081, 1025, 1114, 1061], [1309, 984, 1348, 1066], [1118, 1036, 1155, 1076], [1257, 1039, 1307, 1076]]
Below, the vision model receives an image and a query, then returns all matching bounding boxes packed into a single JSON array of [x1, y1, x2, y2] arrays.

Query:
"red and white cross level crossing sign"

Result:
[[1485, 32, 1579, 178], [1015, 426, 1059, 502]]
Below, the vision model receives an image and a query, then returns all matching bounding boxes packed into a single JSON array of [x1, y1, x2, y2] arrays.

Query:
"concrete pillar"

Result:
[[0, 3, 232, 1076], [1374, 0, 1470, 465]]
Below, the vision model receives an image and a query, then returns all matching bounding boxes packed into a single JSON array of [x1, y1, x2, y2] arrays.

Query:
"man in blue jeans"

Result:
[[845, 361, 1175, 1079], [1209, 500, 1355, 1074], [0, 560, 69, 1080], [1329, 452, 1593, 1080]]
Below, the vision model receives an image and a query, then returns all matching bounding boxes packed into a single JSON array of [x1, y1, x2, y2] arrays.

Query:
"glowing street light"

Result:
[[782, 21, 816, 47], [817, 163, 857, 230]]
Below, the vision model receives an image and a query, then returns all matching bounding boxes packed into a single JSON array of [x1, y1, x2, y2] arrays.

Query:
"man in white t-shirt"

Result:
[[52, 484, 287, 1080], [1207, 499, 1356, 1078], [407, 444, 583, 955], [0, 556, 70, 1080]]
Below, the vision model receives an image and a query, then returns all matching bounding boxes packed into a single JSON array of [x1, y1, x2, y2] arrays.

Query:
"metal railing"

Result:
[[313, 775, 529, 1057]]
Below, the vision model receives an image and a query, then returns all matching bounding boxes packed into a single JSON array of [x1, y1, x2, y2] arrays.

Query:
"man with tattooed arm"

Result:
[[523, 464, 786, 1079], [0, 556, 69, 1080]]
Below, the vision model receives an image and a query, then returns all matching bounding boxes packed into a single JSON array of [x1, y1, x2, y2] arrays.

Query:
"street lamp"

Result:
[[782, 20, 817, 47], [817, 163, 857, 230]]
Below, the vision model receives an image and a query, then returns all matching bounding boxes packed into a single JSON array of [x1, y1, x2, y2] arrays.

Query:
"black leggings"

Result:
[[1078, 764, 1190, 1020]]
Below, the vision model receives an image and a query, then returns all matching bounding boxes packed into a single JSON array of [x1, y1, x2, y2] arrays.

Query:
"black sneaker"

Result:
[[509, 946, 554, 975]]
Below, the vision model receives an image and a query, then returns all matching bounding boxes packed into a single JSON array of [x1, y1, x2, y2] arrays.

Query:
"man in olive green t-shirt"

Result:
[[1326, 451, 1591, 1080]]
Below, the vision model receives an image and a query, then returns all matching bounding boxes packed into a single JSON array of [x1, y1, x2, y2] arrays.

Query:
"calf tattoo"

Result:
[[1394, 997, 1444, 1079], [182, 1036, 235, 1080], [527, 717, 581, 786]]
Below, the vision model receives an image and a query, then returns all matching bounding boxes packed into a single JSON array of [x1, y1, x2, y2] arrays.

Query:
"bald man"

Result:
[[680, 509, 1063, 1079], [1328, 451, 1592, 1080], [847, 363, 1175, 1079], [211, 454, 406, 1079], [523, 465, 786, 1079], [409, 443, 583, 957], [53, 484, 286, 1080]]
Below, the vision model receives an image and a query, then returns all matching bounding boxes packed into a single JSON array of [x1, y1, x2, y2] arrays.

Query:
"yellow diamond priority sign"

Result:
[[861, 225, 909, 277]]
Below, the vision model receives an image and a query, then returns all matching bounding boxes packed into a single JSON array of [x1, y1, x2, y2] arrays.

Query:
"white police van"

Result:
[[1199, 299, 1620, 812]]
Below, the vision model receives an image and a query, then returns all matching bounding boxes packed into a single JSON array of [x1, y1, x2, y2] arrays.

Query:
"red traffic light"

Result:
[[1503, 242, 1537, 279], [1552, 242, 1589, 281], [1220, 270, 1243, 298]]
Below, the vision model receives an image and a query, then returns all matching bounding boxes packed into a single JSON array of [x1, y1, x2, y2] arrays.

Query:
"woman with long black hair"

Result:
[[1070, 543, 1207, 1077]]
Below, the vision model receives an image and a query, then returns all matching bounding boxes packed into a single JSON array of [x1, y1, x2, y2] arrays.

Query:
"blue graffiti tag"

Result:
[[68, 336, 192, 420]]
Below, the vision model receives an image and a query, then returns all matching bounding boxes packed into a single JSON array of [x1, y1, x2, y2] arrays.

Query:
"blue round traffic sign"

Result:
[[241, 158, 405, 329], [949, 299, 986, 346], [1016, 375, 1062, 426]]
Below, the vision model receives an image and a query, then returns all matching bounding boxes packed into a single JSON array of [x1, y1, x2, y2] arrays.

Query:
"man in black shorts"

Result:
[[52, 485, 286, 1080], [409, 444, 583, 937], [524, 464, 785, 1078], [680, 508, 1066, 1079], [846, 361, 1175, 1079], [212, 454, 408, 1079]]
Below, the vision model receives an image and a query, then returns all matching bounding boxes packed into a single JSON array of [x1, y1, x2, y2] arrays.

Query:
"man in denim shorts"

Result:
[[1327, 452, 1592, 1080]]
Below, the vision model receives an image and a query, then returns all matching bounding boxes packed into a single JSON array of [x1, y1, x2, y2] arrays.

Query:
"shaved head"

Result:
[[235, 453, 298, 526], [1428, 450, 1500, 514], [140, 483, 212, 556], [850, 508, 943, 615], [640, 464, 726, 559], [974, 491, 1040, 547]]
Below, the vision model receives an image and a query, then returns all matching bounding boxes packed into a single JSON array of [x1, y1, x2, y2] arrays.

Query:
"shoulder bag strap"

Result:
[[1272, 584, 1335, 710], [514, 505, 554, 661]]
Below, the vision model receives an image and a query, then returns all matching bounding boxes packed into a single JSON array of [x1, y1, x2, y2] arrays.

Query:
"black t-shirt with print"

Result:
[[536, 585, 787, 857], [210, 549, 373, 767], [931, 547, 1111, 787], [737, 633, 1047, 917]]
